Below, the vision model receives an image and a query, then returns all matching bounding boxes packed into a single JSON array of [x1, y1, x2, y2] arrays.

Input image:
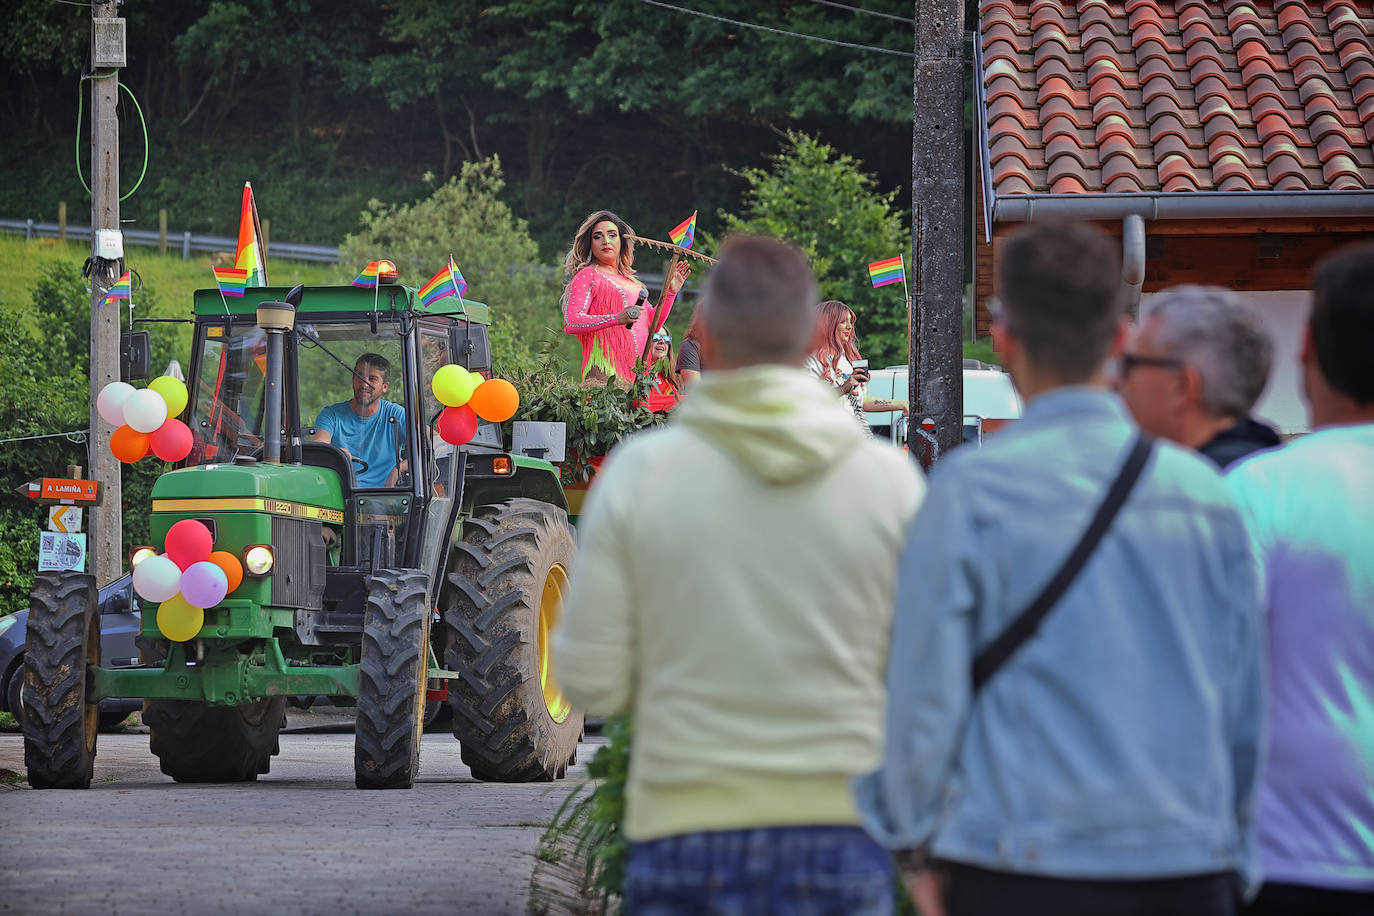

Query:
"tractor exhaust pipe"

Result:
[[255, 286, 303, 463]]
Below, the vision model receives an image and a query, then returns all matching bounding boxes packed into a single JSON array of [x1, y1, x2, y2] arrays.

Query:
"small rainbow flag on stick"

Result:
[[100, 271, 132, 307], [352, 261, 380, 288], [669, 211, 697, 250], [212, 266, 248, 298], [868, 255, 905, 288], [417, 258, 458, 308]]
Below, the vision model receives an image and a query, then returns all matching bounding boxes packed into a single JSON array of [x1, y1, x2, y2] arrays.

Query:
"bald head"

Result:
[[701, 235, 818, 368]]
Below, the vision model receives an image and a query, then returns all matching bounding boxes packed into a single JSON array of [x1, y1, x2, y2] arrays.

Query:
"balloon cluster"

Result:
[[132, 519, 246, 642], [97, 377, 193, 463], [431, 365, 520, 446]]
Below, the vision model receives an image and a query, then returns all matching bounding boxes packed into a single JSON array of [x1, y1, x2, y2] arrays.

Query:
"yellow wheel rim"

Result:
[[538, 563, 573, 724]]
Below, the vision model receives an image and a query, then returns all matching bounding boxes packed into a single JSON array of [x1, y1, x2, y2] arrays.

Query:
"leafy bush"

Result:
[[508, 360, 665, 486], [721, 131, 910, 367], [0, 262, 167, 617], [537, 715, 633, 915]]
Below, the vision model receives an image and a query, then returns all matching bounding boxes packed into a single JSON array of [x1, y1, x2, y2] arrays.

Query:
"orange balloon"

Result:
[[468, 378, 520, 423], [208, 550, 244, 594], [110, 425, 151, 463]]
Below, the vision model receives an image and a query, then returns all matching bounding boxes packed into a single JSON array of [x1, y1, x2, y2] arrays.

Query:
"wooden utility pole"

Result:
[[89, 0, 125, 584], [908, 0, 967, 465]]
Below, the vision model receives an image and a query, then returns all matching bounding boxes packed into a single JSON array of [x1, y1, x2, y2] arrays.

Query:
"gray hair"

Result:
[[1140, 286, 1274, 419], [702, 235, 818, 365]]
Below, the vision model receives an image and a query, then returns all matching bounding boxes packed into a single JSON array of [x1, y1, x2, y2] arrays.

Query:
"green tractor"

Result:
[[21, 276, 581, 789]]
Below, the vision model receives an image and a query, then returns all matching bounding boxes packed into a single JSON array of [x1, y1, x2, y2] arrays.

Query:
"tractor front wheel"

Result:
[[444, 499, 582, 782], [22, 573, 99, 789], [145, 697, 286, 782], [354, 569, 430, 789]]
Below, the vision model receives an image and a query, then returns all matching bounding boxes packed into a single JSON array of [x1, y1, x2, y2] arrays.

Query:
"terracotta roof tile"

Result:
[[979, 1, 1374, 195]]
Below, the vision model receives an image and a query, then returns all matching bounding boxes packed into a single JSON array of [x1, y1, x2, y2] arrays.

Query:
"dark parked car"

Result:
[[0, 574, 143, 731]]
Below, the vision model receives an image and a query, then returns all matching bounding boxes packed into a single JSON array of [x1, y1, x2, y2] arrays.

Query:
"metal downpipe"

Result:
[[1122, 214, 1145, 318]]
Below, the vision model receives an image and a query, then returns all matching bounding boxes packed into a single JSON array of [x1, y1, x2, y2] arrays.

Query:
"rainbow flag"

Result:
[[212, 266, 248, 298], [352, 261, 380, 289], [100, 271, 132, 307], [417, 261, 457, 308], [669, 211, 697, 250], [868, 255, 905, 288], [234, 182, 268, 287]]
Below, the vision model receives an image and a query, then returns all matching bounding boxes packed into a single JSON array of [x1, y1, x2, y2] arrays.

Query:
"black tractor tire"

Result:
[[354, 569, 430, 789], [443, 499, 583, 782], [21, 573, 99, 789], [5, 664, 24, 729], [145, 697, 286, 782]]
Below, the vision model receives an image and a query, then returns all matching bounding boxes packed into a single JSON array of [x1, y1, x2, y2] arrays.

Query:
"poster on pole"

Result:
[[38, 532, 87, 572]]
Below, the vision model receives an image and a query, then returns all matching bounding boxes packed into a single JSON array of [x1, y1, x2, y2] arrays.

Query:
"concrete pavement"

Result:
[[0, 709, 601, 915]]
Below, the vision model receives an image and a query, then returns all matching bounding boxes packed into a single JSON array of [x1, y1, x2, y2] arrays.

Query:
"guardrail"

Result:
[[0, 217, 688, 296], [0, 218, 340, 263]]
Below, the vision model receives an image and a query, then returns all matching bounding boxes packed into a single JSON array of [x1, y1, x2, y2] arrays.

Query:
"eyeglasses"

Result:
[[652, 332, 671, 343], [1120, 353, 1185, 374]]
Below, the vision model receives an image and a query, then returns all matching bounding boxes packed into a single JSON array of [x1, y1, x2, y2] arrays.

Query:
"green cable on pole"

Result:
[[75, 74, 150, 202]]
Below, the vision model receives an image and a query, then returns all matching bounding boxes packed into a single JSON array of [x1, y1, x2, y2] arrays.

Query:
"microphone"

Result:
[[628, 287, 648, 322]]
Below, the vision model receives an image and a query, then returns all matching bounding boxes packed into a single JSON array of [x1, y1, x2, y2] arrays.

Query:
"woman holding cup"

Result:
[[805, 300, 909, 432], [561, 209, 691, 383]]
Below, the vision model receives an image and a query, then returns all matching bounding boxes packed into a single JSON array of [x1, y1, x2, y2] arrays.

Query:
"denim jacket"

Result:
[[856, 389, 1266, 893]]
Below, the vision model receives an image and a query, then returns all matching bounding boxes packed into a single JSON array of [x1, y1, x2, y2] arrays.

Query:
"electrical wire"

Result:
[[0, 430, 90, 445], [634, 0, 914, 58], [803, 0, 915, 25], [75, 75, 149, 202]]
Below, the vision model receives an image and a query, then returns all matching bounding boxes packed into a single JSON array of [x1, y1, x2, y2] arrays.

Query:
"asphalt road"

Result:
[[0, 709, 600, 916]]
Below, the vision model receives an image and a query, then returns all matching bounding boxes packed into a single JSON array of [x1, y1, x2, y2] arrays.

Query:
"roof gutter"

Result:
[[993, 190, 1374, 223]]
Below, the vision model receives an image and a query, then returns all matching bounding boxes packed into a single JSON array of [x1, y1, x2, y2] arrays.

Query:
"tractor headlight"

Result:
[[129, 546, 157, 568], [243, 545, 275, 576]]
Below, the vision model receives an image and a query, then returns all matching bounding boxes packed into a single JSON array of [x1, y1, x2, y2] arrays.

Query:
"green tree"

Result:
[[0, 263, 165, 617], [338, 157, 562, 362], [721, 132, 909, 366]]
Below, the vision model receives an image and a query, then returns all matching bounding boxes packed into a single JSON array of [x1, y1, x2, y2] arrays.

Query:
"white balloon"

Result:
[[96, 382, 136, 426], [122, 388, 169, 433], [132, 555, 182, 603]]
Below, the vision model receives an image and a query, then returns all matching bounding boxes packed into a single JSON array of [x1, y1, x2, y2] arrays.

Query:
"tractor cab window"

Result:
[[188, 322, 269, 464], [296, 322, 407, 490], [419, 325, 458, 578]]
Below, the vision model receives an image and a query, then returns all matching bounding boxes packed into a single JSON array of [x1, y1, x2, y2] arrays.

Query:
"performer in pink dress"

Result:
[[561, 210, 691, 382]]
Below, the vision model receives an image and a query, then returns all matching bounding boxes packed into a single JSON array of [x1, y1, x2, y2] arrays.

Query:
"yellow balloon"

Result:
[[148, 376, 189, 419], [156, 594, 205, 642], [432, 364, 474, 407]]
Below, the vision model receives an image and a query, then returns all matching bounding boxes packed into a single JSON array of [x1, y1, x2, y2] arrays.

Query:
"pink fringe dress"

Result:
[[563, 266, 678, 381]]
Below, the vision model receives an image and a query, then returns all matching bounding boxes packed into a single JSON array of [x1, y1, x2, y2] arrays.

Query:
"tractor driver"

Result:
[[311, 353, 406, 488]]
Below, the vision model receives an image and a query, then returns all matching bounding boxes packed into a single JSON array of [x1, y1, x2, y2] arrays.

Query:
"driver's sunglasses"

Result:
[[1120, 353, 1185, 374]]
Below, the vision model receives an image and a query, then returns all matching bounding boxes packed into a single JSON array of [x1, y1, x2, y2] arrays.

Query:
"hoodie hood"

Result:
[[673, 365, 868, 485]]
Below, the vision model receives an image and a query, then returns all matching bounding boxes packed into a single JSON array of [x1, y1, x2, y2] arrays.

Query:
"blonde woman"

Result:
[[561, 210, 690, 382]]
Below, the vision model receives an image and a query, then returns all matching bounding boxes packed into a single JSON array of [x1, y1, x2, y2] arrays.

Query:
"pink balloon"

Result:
[[437, 405, 478, 446], [179, 561, 229, 609], [165, 519, 213, 571], [150, 419, 194, 462]]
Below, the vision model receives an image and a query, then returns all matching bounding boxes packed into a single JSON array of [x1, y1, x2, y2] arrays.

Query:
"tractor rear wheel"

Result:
[[22, 573, 99, 789], [145, 697, 286, 782], [444, 499, 582, 782], [354, 569, 429, 789]]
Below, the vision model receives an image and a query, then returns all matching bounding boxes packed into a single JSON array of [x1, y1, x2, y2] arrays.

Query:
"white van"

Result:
[[865, 360, 1023, 446]]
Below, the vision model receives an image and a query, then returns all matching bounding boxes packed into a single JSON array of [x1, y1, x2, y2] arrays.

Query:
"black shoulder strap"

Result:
[[971, 433, 1155, 693]]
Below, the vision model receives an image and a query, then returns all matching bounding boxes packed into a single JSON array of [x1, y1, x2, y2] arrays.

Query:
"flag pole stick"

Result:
[[372, 259, 381, 315], [448, 256, 475, 369], [901, 253, 911, 361]]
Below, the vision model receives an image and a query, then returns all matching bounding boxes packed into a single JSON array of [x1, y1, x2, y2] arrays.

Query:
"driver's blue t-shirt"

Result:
[[314, 399, 406, 487]]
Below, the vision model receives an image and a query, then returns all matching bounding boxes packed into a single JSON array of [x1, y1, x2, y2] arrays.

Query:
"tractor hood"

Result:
[[151, 461, 344, 517]]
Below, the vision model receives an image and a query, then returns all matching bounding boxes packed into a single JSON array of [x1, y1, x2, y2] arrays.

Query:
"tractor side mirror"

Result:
[[457, 324, 490, 373], [120, 331, 150, 381], [285, 284, 305, 307]]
